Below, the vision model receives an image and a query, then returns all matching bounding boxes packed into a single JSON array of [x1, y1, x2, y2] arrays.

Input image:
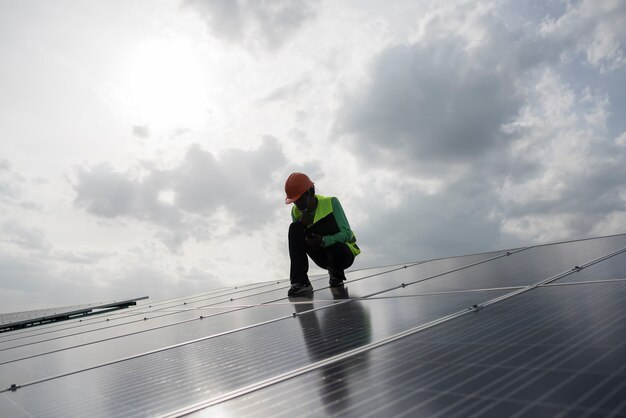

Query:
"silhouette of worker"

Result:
[[284, 172, 360, 297]]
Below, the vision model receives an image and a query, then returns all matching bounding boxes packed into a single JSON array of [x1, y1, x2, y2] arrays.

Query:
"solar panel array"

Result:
[[0, 297, 148, 332], [1, 234, 625, 417]]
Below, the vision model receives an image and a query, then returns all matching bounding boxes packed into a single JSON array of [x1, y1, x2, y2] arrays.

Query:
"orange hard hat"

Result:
[[284, 172, 314, 204]]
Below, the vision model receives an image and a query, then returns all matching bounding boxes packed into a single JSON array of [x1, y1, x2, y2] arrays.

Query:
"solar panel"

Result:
[[555, 248, 626, 285], [0, 297, 148, 333], [0, 233, 624, 417], [0, 281, 284, 344], [0, 253, 503, 376], [203, 281, 626, 417]]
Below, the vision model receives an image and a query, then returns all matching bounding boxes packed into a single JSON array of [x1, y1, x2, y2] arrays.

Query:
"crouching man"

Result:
[[284, 172, 360, 297]]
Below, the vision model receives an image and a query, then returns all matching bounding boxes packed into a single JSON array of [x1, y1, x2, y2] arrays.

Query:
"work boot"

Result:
[[287, 282, 313, 297], [328, 269, 346, 287]]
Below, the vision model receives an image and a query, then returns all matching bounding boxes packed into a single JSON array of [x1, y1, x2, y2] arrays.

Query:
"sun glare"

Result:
[[126, 39, 208, 130]]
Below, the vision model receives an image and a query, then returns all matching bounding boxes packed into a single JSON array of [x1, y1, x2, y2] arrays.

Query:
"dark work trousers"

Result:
[[289, 222, 355, 285]]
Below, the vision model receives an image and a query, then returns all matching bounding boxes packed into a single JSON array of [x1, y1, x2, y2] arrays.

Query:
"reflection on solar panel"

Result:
[[1, 234, 625, 417], [0, 297, 149, 333]]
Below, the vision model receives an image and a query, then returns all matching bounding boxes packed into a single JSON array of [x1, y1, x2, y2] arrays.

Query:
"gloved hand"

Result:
[[305, 234, 323, 248]]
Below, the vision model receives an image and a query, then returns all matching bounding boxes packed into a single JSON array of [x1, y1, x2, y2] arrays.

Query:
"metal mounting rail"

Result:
[[480, 246, 626, 309], [541, 277, 626, 287], [151, 286, 528, 311]]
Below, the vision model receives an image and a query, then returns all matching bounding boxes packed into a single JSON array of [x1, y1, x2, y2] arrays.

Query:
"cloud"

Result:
[[0, 160, 45, 211], [356, 179, 504, 265], [132, 125, 150, 138], [2, 220, 51, 251], [0, 253, 50, 296], [256, 77, 312, 105], [74, 137, 287, 249], [335, 1, 626, 259], [497, 69, 626, 242], [336, 3, 527, 176], [0, 247, 227, 313], [50, 249, 110, 265], [184, 0, 319, 50], [337, 0, 626, 174], [540, 0, 626, 72], [0, 159, 26, 201], [74, 162, 143, 218]]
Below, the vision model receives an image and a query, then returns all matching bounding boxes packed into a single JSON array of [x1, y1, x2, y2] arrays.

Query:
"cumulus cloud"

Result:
[[0, 247, 225, 313], [132, 125, 150, 138], [0, 159, 44, 211], [256, 77, 312, 105], [0, 159, 25, 201], [0, 253, 50, 296], [540, 0, 626, 72], [51, 249, 110, 265], [338, 43, 520, 172], [498, 70, 626, 242], [184, 0, 319, 50], [358, 180, 504, 265], [336, 2, 532, 176], [2, 220, 51, 251], [74, 137, 287, 249], [337, 0, 626, 258]]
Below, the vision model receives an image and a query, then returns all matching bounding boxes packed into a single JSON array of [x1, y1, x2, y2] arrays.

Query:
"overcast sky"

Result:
[[1, 0, 625, 313]]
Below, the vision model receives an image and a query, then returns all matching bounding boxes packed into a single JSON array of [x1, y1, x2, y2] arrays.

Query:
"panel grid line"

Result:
[[455, 290, 622, 417], [606, 383, 626, 418], [519, 352, 624, 415], [335, 294, 603, 417], [550, 362, 626, 418], [195, 281, 626, 417], [260, 307, 534, 417], [580, 373, 626, 418], [162, 268, 624, 412], [161, 278, 611, 417], [339, 286, 624, 418], [383, 289, 613, 418]]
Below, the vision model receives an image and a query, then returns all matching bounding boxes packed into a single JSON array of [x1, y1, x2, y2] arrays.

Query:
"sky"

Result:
[[1, 0, 625, 313]]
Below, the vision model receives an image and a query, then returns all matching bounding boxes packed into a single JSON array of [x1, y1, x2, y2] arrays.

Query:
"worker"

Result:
[[284, 172, 360, 297]]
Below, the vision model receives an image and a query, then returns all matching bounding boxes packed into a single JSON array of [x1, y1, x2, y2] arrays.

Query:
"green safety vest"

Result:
[[292, 195, 361, 256]]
